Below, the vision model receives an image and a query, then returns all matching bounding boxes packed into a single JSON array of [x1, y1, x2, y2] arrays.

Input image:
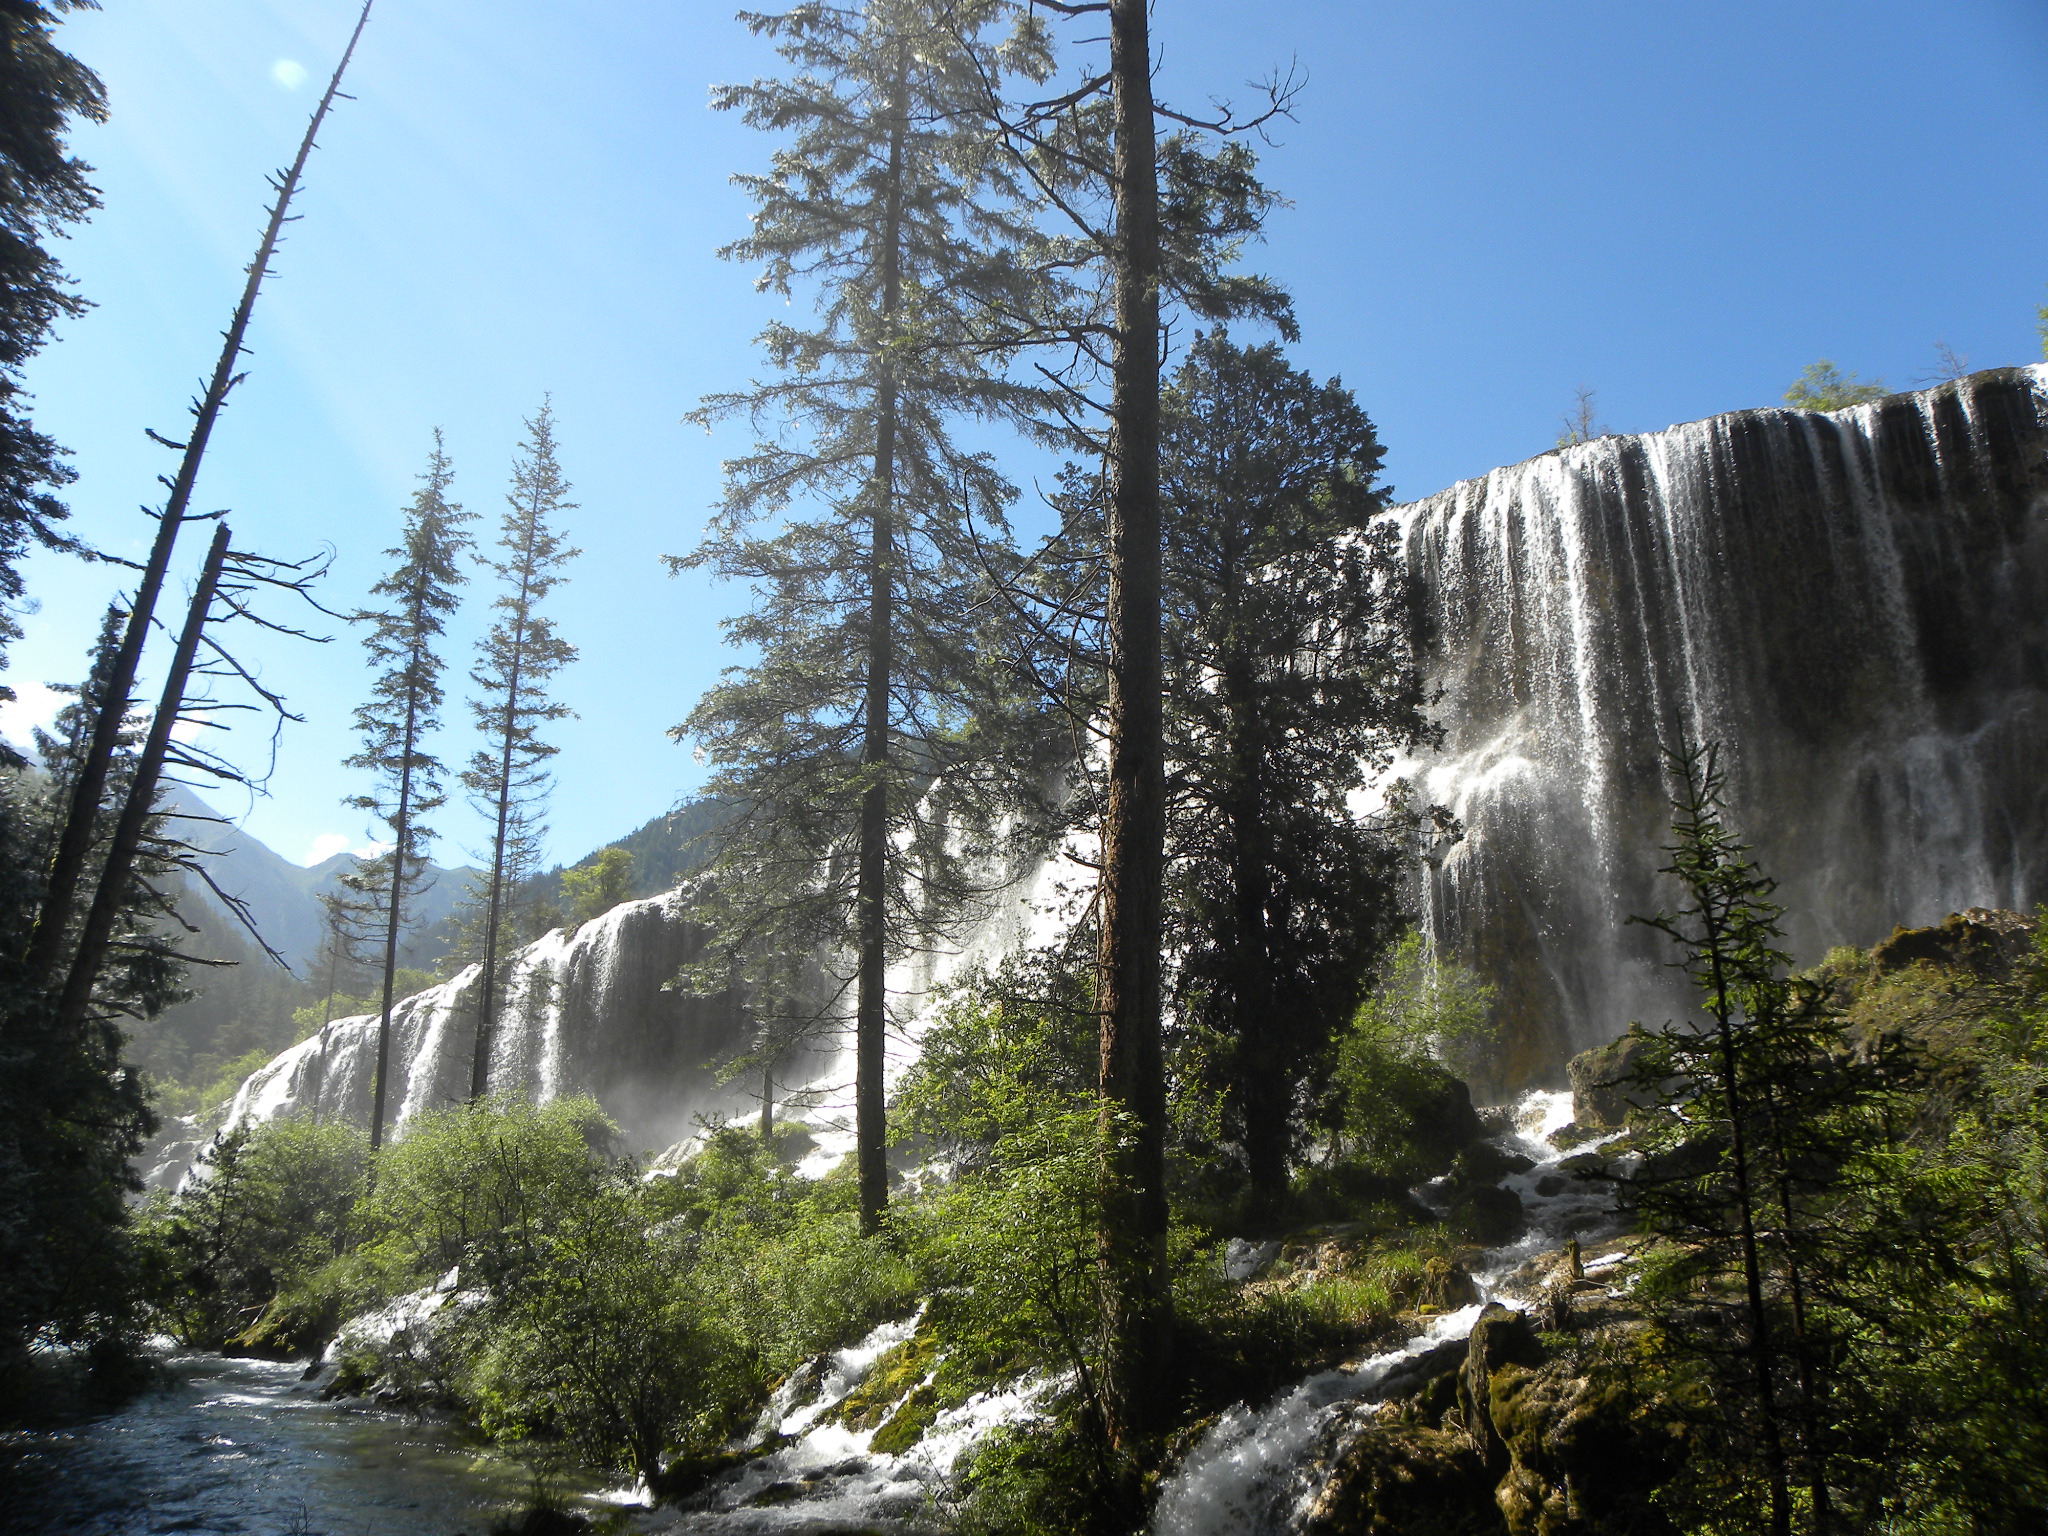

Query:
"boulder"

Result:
[[1566, 1027, 1662, 1130], [1489, 1363, 1690, 1536], [1449, 1184, 1527, 1246], [1448, 1143, 1537, 1191], [1460, 1305, 1545, 1476], [1299, 1414, 1499, 1536]]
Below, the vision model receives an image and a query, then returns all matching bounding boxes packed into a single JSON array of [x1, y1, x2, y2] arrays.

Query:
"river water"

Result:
[[4, 1091, 1610, 1536], [0, 1351, 650, 1536]]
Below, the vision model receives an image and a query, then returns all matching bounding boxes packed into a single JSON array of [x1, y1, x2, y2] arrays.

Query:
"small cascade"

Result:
[[1151, 1089, 1623, 1536], [1401, 367, 2048, 1084], [675, 1310, 1051, 1532]]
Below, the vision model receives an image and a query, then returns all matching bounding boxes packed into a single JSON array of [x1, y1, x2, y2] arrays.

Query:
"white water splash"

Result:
[[1152, 1088, 1619, 1536]]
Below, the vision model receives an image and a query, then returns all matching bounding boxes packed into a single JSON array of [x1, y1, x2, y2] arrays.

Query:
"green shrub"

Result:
[[136, 1115, 368, 1348], [357, 1094, 617, 1292]]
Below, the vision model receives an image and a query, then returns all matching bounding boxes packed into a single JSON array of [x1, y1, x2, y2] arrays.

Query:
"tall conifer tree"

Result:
[[975, 0, 1296, 1445], [681, 0, 1053, 1235], [0, 0, 102, 690], [462, 402, 578, 1098], [343, 438, 471, 1153], [1157, 333, 1431, 1207]]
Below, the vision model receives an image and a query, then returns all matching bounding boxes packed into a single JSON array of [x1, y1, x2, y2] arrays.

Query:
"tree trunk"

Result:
[[1703, 919, 1792, 1536], [1228, 710, 1285, 1207], [470, 598, 530, 1101], [855, 56, 909, 1239], [1096, 0, 1172, 1452], [54, 522, 232, 1032], [23, 1, 374, 991], [369, 636, 428, 1158]]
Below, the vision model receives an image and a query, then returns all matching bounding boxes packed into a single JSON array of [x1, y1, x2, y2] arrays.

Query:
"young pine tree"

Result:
[[680, 0, 1054, 1236], [1158, 332, 1434, 1209], [461, 402, 578, 1099], [343, 438, 472, 1153], [1624, 741, 1807, 1536]]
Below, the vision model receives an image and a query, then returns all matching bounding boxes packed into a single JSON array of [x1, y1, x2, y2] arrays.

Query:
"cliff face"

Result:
[[1401, 366, 2048, 1086]]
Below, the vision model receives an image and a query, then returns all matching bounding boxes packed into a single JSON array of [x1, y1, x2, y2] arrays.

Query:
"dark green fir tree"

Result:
[[342, 437, 472, 1154]]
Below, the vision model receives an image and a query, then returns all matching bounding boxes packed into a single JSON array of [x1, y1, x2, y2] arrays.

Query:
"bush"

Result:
[[356, 1094, 617, 1293], [137, 1115, 367, 1349]]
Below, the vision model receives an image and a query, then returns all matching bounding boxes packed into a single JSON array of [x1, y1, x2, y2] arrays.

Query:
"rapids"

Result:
[[1151, 1090, 1621, 1536]]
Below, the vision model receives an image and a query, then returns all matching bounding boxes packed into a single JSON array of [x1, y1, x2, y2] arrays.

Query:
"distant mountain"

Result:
[[163, 787, 476, 972]]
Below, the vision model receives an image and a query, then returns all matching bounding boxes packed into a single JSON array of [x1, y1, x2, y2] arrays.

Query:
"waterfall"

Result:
[[167, 369, 2048, 1179], [164, 889, 754, 1179], [1402, 366, 2048, 1086]]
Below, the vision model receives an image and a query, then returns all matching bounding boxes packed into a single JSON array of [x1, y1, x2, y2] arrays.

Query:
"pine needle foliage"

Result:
[[0, 0, 103, 679], [1157, 332, 1432, 1205], [342, 437, 473, 1153], [460, 402, 579, 1098], [677, 0, 1057, 1233]]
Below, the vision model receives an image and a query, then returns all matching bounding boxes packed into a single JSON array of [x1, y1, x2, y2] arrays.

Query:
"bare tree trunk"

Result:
[[1096, 0, 1172, 1452], [55, 522, 233, 1032], [855, 57, 909, 1238], [760, 1063, 775, 1142], [24, 1, 375, 990]]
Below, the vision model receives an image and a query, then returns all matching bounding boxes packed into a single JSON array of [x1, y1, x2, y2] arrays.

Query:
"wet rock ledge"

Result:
[[1295, 1252, 1689, 1536]]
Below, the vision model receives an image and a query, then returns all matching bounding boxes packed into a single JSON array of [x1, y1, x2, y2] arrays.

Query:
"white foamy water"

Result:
[[1152, 1088, 1618, 1536]]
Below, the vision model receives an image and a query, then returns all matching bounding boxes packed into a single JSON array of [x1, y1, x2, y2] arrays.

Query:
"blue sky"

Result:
[[4, 0, 2045, 872]]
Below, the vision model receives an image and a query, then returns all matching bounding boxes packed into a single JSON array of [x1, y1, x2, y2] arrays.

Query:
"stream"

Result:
[[2, 1091, 1613, 1536], [0, 1352, 650, 1536]]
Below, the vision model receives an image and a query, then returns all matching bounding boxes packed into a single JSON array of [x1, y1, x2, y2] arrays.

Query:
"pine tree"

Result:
[[461, 403, 577, 1099], [981, 0, 1297, 1448], [1625, 741, 1801, 1536], [343, 438, 472, 1154], [0, 0, 103, 687], [1157, 332, 1432, 1208], [681, 0, 1054, 1236]]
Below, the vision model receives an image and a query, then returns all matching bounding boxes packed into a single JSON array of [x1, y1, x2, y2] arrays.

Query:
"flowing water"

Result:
[[1151, 1089, 1623, 1536], [0, 1352, 651, 1536]]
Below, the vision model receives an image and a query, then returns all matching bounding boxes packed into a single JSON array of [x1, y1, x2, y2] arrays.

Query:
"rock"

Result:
[[1419, 1257, 1481, 1311], [1448, 1143, 1537, 1190], [1449, 1184, 1526, 1246], [1405, 1067, 1490, 1175], [225, 1287, 342, 1361], [1298, 1420, 1500, 1536], [1489, 1363, 1690, 1535], [1566, 1027, 1662, 1129], [1534, 1175, 1567, 1198], [1223, 1237, 1282, 1282], [1460, 1304, 1544, 1476], [1872, 908, 2034, 981]]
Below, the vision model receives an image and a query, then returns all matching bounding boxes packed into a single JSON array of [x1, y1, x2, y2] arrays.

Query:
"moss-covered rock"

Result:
[[225, 1286, 343, 1361], [1870, 908, 2033, 980], [1299, 1419, 1500, 1536], [1448, 1185, 1526, 1246], [867, 1382, 941, 1455], [1566, 1027, 1663, 1130], [829, 1325, 940, 1432], [1489, 1362, 1689, 1536]]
